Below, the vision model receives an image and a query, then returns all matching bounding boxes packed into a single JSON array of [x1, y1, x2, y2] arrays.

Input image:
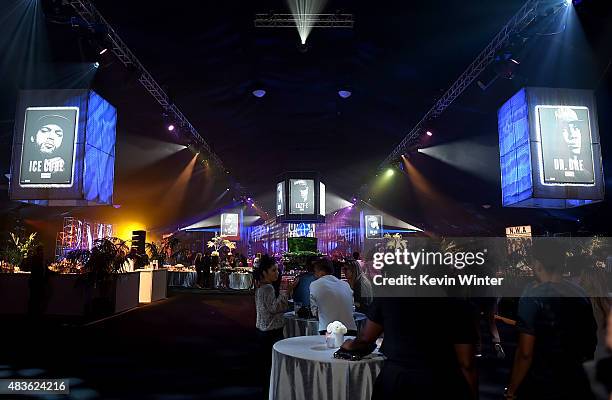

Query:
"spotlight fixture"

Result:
[[564, 0, 572, 5], [385, 168, 394, 178], [99, 48, 108, 55], [297, 42, 309, 53], [252, 89, 266, 98], [338, 90, 352, 99], [426, 131, 433, 137], [93, 62, 100, 69], [167, 124, 175, 132]]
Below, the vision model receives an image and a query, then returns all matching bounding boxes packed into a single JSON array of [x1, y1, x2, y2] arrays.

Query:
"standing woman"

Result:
[[254, 255, 298, 398]]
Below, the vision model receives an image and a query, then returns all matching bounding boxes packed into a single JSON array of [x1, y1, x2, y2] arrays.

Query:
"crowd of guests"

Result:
[[253, 241, 612, 400], [192, 251, 249, 289]]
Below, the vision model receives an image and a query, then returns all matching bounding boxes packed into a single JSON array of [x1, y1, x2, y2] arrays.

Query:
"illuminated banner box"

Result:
[[498, 87, 604, 208], [9, 90, 117, 206], [276, 172, 325, 223], [220, 212, 240, 240]]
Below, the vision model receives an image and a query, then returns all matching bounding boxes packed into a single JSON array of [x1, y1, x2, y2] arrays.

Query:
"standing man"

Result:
[[309, 257, 357, 335], [505, 239, 597, 400]]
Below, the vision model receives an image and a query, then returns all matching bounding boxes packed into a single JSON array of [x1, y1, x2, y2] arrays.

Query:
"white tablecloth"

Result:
[[214, 271, 253, 289], [269, 336, 384, 400], [282, 312, 368, 338], [167, 271, 197, 287], [228, 272, 253, 290]]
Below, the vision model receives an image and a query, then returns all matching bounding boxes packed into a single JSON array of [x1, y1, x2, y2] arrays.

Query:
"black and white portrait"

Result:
[[537, 105, 595, 185], [289, 179, 314, 214], [19, 107, 79, 187]]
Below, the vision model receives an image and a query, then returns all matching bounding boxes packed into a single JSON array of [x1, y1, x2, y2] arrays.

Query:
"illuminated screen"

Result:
[[19, 107, 79, 188], [319, 182, 326, 216], [289, 179, 314, 215], [365, 215, 383, 239], [536, 105, 595, 186], [220, 213, 239, 238], [276, 182, 285, 216]]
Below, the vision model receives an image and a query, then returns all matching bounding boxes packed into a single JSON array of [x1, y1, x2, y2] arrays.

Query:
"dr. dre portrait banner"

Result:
[[220, 213, 239, 239], [289, 179, 314, 215], [365, 215, 383, 239], [498, 87, 604, 209], [10, 89, 117, 206], [19, 107, 79, 187], [536, 106, 595, 185]]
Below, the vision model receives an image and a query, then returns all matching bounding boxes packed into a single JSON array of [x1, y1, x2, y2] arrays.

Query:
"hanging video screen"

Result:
[[220, 213, 239, 238], [319, 182, 326, 216], [276, 182, 285, 216], [289, 179, 315, 215], [19, 107, 79, 187], [537, 105, 595, 186], [365, 215, 383, 239]]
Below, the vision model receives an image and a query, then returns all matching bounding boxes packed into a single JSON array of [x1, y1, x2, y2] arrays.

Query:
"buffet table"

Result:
[[229, 272, 253, 290], [269, 335, 384, 400], [136, 268, 168, 303], [282, 312, 368, 338], [167, 271, 197, 287], [214, 271, 253, 290]]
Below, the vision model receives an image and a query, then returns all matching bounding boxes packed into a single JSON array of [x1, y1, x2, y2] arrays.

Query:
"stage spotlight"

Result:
[[93, 62, 100, 68], [167, 124, 175, 132], [338, 90, 352, 99], [426, 130, 433, 137], [385, 168, 394, 178], [252, 89, 266, 98], [564, 0, 572, 5], [99, 48, 108, 55]]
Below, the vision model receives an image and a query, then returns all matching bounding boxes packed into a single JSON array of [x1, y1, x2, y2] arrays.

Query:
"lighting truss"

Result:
[[254, 13, 354, 28], [67, 0, 226, 172], [378, 0, 539, 170]]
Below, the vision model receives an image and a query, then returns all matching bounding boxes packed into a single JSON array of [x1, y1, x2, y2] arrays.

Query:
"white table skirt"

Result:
[[283, 312, 367, 338], [229, 272, 253, 290], [167, 271, 197, 287], [269, 336, 384, 400], [214, 271, 253, 289]]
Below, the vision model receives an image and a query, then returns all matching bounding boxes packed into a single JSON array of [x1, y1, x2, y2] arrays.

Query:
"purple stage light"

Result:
[[426, 130, 433, 136], [167, 124, 175, 132], [252, 89, 266, 98], [338, 90, 352, 99]]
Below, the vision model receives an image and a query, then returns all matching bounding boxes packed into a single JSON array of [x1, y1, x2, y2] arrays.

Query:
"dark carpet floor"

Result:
[[0, 291, 517, 400]]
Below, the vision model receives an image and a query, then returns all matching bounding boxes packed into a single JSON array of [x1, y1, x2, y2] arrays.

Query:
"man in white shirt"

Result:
[[309, 257, 357, 335]]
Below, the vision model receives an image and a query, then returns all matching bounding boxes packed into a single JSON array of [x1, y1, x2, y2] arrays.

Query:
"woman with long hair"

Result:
[[254, 255, 298, 398], [341, 259, 374, 313]]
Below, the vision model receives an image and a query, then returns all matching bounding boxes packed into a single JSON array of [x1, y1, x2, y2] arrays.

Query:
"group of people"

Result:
[[252, 239, 612, 400], [253, 253, 374, 397], [192, 252, 249, 289]]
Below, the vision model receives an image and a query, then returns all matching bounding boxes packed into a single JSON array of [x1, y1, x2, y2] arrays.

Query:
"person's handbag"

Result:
[[333, 343, 377, 361]]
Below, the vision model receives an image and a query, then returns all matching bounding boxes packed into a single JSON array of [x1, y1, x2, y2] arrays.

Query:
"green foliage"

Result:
[[3, 232, 38, 266]]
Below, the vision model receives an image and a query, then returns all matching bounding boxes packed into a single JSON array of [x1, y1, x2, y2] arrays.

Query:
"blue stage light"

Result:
[[338, 90, 352, 99], [252, 89, 266, 98]]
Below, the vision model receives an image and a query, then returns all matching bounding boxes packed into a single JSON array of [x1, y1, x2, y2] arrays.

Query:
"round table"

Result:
[[269, 335, 384, 400], [214, 271, 253, 290], [282, 312, 367, 338], [167, 271, 197, 287], [228, 272, 253, 290]]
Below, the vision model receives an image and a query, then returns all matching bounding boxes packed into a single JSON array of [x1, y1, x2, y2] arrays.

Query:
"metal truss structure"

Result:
[[254, 13, 354, 28], [54, 217, 113, 260], [67, 0, 226, 171], [379, 0, 540, 169]]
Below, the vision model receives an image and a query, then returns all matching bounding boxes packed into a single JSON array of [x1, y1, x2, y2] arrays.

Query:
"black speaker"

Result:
[[131, 230, 146, 255]]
